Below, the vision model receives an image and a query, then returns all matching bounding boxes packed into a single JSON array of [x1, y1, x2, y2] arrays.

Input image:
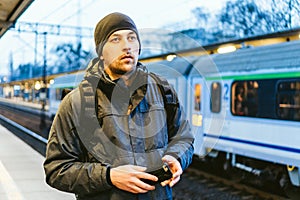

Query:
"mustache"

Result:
[[120, 52, 134, 59]]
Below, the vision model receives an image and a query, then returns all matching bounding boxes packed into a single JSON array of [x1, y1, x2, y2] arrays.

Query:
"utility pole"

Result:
[[39, 32, 47, 129], [8, 52, 13, 82], [40, 32, 47, 112], [77, 0, 82, 51]]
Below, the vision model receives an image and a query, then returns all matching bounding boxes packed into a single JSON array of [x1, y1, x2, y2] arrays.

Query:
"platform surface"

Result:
[[0, 123, 75, 200]]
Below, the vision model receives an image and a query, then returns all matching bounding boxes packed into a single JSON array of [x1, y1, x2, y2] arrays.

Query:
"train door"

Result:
[[190, 77, 205, 157]]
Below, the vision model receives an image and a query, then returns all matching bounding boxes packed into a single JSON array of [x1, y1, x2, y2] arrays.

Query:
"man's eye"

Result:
[[128, 36, 137, 41], [111, 37, 120, 42]]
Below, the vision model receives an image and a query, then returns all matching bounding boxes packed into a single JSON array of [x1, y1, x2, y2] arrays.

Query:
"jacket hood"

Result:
[[84, 57, 103, 80]]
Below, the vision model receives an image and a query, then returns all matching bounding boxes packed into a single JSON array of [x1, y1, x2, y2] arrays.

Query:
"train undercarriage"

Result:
[[193, 151, 300, 199]]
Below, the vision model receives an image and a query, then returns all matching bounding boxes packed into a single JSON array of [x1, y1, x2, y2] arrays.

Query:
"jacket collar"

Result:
[[85, 58, 148, 114]]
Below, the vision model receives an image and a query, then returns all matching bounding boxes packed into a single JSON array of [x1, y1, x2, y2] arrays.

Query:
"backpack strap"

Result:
[[78, 79, 98, 119], [149, 72, 180, 136], [149, 73, 177, 105]]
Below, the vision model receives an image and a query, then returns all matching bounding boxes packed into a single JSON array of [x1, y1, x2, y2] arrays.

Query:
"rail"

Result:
[[0, 114, 47, 156]]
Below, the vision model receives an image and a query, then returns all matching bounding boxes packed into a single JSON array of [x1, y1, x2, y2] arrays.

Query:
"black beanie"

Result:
[[94, 12, 141, 56]]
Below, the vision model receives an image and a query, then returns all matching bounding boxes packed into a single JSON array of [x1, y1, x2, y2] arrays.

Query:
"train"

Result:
[[49, 39, 300, 189]]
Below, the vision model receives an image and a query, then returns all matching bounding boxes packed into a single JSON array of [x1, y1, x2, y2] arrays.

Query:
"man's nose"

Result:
[[122, 39, 131, 51]]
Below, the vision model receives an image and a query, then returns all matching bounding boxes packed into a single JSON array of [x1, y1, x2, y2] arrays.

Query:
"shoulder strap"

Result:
[[78, 79, 98, 119], [149, 72, 178, 105], [149, 72, 179, 135]]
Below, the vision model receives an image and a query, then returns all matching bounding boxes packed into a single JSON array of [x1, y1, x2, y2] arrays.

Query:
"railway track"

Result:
[[0, 103, 51, 155], [0, 102, 298, 199], [0, 103, 52, 138], [173, 166, 289, 200]]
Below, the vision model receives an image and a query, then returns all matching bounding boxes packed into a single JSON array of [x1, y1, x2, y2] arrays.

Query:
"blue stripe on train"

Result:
[[204, 133, 300, 154]]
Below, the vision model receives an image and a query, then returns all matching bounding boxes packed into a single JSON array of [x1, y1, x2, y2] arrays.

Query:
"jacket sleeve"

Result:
[[43, 90, 111, 195], [163, 88, 195, 171]]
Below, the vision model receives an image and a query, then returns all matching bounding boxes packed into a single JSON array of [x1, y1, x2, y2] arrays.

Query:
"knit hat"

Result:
[[94, 12, 141, 56]]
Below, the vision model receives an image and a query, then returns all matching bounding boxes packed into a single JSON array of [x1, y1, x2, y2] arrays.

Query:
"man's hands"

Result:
[[110, 165, 158, 193], [161, 155, 182, 187], [109, 155, 182, 193]]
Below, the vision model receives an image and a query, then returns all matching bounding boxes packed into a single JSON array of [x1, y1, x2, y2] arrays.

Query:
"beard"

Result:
[[108, 59, 136, 76], [110, 67, 129, 75]]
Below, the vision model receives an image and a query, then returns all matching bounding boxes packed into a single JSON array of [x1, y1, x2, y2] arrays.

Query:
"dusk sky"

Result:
[[0, 0, 229, 75]]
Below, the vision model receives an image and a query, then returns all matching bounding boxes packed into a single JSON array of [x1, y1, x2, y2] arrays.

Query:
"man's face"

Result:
[[101, 29, 140, 80]]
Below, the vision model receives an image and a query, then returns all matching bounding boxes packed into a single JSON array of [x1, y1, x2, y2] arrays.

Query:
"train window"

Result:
[[231, 81, 259, 117], [277, 80, 300, 121], [194, 84, 201, 111], [61, 88, 73, 100], [210, 82, 221, 113], [55, 87, 73, 100], [55, 89, 62, 100]]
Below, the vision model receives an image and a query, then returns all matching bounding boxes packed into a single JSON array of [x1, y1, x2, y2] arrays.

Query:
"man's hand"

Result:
[[110, 165, 158, 193], [161, 155, 182, 187]]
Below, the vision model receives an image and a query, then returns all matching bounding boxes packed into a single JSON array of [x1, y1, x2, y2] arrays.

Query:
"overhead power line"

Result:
[[38, 0, 73, 22], [10, 21, 93, 38]]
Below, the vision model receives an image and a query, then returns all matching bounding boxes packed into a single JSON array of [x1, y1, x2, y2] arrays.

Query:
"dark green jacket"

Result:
[[44, 58, 194, 199]]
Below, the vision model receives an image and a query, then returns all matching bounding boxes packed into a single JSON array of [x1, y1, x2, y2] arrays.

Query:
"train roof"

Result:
[[146, 56, 196, 78], [51, 71, 85, 88], [190, 39, 300, 77]]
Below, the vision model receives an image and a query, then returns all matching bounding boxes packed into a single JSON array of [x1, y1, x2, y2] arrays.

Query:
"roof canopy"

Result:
[[0, 0, 33, 38]]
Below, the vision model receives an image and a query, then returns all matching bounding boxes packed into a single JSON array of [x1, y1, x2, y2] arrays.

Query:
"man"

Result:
[[44, 12, 194, 200]]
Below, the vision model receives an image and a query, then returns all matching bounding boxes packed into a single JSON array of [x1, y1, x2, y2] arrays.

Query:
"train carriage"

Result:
[[49, 71, 84, 119], [189, 40, 300, 187]]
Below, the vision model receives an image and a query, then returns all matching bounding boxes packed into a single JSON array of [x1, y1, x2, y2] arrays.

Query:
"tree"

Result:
[[270, 0, 300, 29], [52, 42, 92, 73], [217, 0, 271, 39], [13, 63, 32, 80], [188, 0, 300, 44], [159, 7, 211, 52], [215, 0, 300, 40], [192, 7, 210, 30]]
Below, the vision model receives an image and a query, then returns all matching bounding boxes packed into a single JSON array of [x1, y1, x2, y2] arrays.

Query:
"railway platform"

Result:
[[0, 122, 74, 200], [0, 97, 50, 116], [0, 97, 48, 110]]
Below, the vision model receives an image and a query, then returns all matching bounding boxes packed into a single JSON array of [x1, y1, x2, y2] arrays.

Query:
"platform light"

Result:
[[35, 81, 41, 90], [217, 45, 237, 54], [49, 79, 54, 84], [166, 54, 176, 61]]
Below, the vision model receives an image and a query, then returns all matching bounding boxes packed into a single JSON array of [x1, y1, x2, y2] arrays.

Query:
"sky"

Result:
[[0, 0, 228, 76]]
